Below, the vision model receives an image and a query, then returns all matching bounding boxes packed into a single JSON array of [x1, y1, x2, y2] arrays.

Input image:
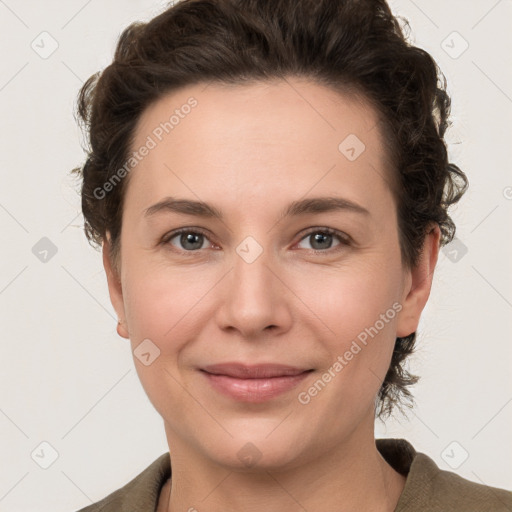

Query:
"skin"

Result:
[[102, 77, 440, 512]]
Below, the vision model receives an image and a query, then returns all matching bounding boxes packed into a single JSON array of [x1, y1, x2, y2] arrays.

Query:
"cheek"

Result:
[[293, 269, 401, 422], [300, 260, 402, 387], [120, 265, 209, 413], [302, 259, 401, 337], [121, 261, 221, 353]]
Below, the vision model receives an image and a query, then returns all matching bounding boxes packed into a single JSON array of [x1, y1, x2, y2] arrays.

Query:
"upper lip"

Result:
[[201, 363, 312, 379]]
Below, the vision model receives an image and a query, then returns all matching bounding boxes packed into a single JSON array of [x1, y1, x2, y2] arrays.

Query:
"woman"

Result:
[[71, 0, 512, 510]]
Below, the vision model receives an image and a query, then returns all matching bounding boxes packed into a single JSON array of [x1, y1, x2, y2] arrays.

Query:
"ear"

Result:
[[396, 224, 441, 338], [102, 235, 129, 339]]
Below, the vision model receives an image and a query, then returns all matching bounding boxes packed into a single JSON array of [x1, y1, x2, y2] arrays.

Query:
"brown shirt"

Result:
[[75, 438, 512, 511]]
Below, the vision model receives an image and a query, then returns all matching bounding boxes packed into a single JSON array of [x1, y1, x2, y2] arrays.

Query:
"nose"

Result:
[[215, 241, 293, 340]]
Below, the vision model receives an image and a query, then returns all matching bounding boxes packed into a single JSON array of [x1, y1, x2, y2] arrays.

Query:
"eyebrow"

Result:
[[143, 196, 370, 220]]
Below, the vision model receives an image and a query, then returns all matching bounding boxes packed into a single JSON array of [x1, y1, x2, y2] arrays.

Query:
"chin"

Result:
[[198, 429, 307, 472]]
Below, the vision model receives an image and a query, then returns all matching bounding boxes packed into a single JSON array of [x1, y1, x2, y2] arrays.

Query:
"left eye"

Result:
[[296, 229, 347, 251]]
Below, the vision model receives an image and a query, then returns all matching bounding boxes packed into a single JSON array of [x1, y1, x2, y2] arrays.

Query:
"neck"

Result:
[[159, 418, 406, 512]]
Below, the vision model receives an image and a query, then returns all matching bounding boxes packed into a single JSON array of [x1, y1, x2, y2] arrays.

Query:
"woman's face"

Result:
[[104, 78, 436, 470]]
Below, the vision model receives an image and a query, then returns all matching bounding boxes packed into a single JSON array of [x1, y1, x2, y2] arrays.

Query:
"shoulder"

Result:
[[74, 452, 171, 512], [390, 441, 512, 512]]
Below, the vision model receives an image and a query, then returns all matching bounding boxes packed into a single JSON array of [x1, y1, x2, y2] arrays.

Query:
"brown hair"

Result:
[[71, 0, 468, 418]]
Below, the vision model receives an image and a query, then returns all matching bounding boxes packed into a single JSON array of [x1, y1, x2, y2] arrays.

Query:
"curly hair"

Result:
[[71, 0, 468, 419]]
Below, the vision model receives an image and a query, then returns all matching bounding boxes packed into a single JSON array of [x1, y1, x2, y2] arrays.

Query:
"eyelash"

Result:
[[160, 227, 352, 255]]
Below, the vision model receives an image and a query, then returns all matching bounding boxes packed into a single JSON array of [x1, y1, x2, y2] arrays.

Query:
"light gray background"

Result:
[[0, 0, 511, 510]]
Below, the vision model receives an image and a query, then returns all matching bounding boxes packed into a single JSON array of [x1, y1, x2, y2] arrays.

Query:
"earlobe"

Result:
[[102, 236, 130, 339], [396, 224, 441, 338], [116, 320, 129, 339]]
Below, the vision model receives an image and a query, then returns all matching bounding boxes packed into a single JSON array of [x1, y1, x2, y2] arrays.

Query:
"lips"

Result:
[[200, 363, 314, 403], [201, 363, 312, 379]]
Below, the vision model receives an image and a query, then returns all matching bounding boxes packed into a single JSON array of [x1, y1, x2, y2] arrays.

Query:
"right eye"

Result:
[[162, 228, 213, 253]]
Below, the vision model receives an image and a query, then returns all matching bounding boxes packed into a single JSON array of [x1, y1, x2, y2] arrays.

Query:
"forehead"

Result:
[[126, 78, 394, 218]]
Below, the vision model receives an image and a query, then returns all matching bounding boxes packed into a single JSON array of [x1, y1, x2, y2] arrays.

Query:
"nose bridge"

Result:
[[216, 233, 290, 336], [232, 234, 274, 305]]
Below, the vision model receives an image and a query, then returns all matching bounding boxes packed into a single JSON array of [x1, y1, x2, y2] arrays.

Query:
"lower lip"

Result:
[[201, 370, 312, 403]]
